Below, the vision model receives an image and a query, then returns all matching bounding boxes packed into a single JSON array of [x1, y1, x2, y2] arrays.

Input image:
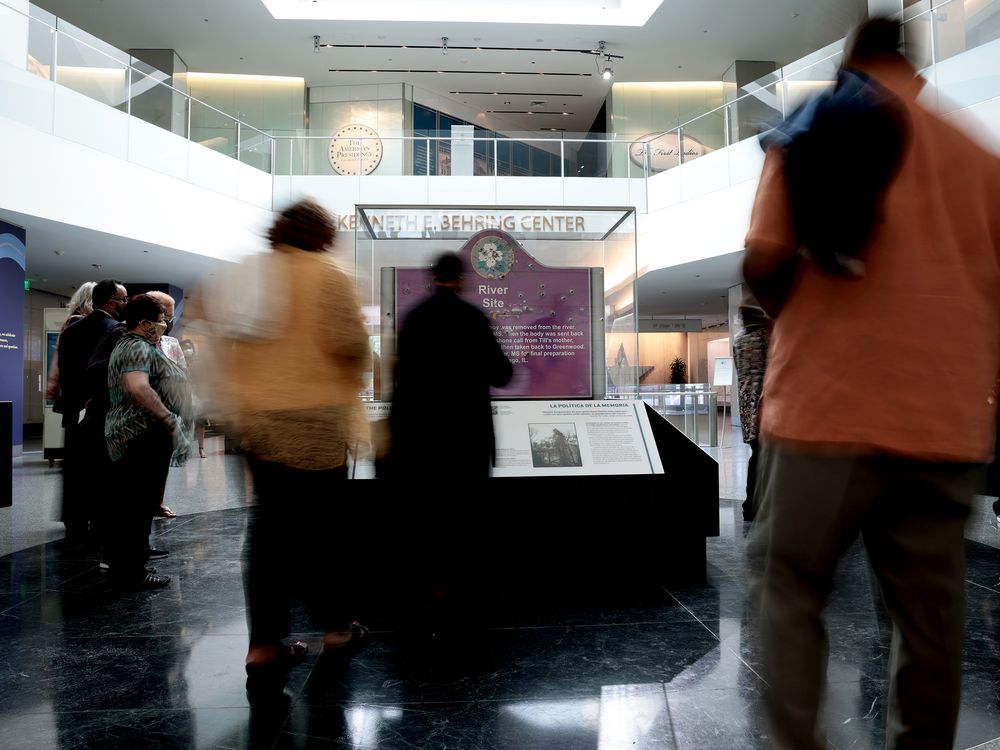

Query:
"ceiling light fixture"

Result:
[[313, 39, 624, 71], [266, 0, 664, 26], [596, 40, 614, 80]]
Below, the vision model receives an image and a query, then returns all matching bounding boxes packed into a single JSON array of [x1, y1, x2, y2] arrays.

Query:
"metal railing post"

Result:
[[51, 28, 58, 83]]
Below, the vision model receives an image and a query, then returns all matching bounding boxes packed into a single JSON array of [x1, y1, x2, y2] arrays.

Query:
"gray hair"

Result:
[[146, 291, 176, 313], [67, 281, 96, 316]]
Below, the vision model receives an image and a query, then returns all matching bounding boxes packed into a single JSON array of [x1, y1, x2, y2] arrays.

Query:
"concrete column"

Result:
[[723, 60, 778, 142], [868, 0, 901, 17], [128, 49, 189, 137]]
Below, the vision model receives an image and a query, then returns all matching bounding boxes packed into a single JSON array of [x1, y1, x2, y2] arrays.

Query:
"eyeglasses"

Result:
[[111, 296, 128, 305]]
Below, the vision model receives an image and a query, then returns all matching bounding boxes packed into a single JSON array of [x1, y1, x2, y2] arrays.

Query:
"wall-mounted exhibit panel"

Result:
[[355, 204, 639, 401]]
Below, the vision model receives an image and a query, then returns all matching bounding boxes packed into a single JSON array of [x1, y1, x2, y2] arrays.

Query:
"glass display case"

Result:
[[353, 204, 639, 401]]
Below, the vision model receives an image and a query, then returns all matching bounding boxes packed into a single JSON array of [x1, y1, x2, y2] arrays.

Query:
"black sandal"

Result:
[[322, 622, 369, 656], [245, 641, 309, 700]]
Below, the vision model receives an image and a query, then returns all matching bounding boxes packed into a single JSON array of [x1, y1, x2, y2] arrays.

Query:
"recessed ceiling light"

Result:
[[53, 250, 64, 255], [262, 0, 664, 26]]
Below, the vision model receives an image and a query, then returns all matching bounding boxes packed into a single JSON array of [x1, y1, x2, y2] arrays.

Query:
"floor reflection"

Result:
[[1, 443, 999, 749]]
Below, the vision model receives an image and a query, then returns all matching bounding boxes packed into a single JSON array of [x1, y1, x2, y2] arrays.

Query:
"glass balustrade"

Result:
[[54, 27, 128, 112], [1, 0, 998, 208]]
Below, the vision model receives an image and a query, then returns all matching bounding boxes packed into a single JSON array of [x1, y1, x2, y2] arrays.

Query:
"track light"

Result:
[[441, 36, 448, 55], [595, 41, 614, 80], [313, 35, 321, 53]]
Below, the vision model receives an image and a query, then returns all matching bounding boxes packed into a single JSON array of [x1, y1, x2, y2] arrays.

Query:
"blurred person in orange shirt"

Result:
[[744, 17, 1000, 750]]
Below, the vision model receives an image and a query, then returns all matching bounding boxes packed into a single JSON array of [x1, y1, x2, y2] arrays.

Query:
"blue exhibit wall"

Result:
[[0, 220, 26, 455]]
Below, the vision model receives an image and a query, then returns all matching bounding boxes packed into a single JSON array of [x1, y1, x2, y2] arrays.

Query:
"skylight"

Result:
[[260, 0, 664, 26]]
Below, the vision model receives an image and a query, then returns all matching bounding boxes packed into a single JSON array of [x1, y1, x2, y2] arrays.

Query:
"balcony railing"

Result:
[[2, 0, 998, 189]]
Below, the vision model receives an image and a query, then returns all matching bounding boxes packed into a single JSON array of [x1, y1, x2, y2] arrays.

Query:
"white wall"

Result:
[[0, 62, 274, 212], [0, 113, 272, 262], [637, 40, 1000, 275], [0, 0, 28, 70], [276, 174, 647, 218]]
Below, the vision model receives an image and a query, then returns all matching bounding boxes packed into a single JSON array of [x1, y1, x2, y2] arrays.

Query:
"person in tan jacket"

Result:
[[211, 199, 370, 698]]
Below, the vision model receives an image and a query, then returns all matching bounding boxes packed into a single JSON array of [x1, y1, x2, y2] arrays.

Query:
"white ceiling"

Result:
[[33, 0, 866, 134], [637, 251, 743, 318], [3, 208, 229, 300]]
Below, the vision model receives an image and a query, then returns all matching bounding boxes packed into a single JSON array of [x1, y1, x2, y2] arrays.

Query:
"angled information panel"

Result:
[[491, 400, 664, 477]]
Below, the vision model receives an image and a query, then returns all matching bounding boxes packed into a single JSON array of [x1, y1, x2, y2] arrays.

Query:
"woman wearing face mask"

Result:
[[104, 294, 191, 590]]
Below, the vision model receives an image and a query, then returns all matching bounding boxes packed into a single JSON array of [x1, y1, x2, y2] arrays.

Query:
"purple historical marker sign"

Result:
[[395, 230, 593, 398]]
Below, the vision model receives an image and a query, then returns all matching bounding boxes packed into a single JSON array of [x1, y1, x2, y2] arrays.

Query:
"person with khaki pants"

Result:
[[744, 17, 1000, 750]]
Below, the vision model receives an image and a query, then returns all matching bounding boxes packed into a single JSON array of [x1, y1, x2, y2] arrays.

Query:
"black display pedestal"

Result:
[[352, 404, 718, 623]]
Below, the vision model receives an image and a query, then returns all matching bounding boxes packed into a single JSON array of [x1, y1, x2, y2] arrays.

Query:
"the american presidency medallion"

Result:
[[471, 234, 515, 279], [328, 123, 383, 176]]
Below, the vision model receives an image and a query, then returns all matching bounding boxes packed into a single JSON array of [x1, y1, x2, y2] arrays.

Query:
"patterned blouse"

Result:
[[105, 333, 191, 462], [733, 323, 770, 444]]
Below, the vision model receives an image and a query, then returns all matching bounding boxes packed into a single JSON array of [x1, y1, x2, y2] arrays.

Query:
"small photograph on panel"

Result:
[[529, 423, 583, 468]]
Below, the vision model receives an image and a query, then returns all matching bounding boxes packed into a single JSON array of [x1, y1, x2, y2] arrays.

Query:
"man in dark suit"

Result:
[[390, 253, 512, 481], [56, 278, 128, 542], [389, 253, 512, 622]]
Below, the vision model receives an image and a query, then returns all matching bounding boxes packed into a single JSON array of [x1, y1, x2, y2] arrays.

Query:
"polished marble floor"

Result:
[[2, 437, 1000, 749]]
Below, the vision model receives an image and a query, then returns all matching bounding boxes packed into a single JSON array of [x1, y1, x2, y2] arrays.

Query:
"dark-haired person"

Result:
[[390, 252, 512, 480], [55, 278, 128, 543], [745, 18, 1000, 749], [211, 199, 370, 695], [388, 253, 512, 630], [45, 281, 96, 404], [104, 294, 191, 590]]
